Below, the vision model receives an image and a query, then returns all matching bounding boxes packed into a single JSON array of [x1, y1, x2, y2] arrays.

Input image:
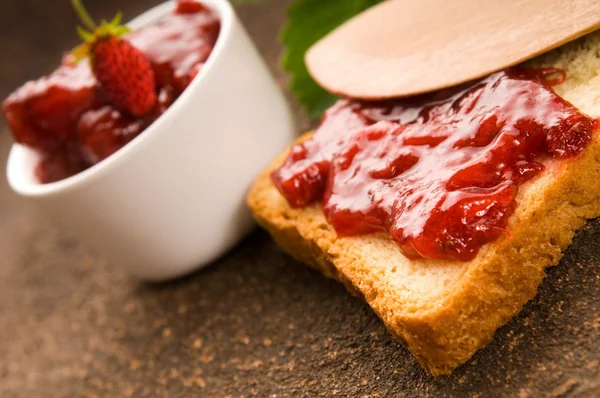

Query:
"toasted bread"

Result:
[[247, 33, 600, 376]]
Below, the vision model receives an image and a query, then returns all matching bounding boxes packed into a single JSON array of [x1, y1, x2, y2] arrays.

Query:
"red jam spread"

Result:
[[2, 0, 219, 183], [272, 68, 596, 262]]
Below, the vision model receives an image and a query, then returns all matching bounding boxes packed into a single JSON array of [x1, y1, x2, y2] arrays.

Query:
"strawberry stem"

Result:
[[71, 0, 97, 31], [109, 12, 123, 27]]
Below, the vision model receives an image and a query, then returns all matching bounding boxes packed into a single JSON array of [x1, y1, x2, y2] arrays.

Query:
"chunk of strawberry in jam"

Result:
[[77, 106, 147, 165], [2, 62, 96, 153], [546, 116, 594, 157], [129, 1, 220, 94], [153, 86, 177, 117], [395, 184, 518, 260], [35, 140, 87, 184], [176, 0, 208, 14], [273, 101, 373, 207]]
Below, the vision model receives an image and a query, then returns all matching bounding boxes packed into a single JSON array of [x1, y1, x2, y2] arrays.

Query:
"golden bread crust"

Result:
[[248, 132, 600, 375]]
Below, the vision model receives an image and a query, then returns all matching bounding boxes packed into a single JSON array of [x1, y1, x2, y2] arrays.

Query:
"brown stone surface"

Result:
[[0, 1, 599, 397]]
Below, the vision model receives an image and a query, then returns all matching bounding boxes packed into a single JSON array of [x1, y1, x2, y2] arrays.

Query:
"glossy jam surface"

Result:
[[272, 68, 596, 261], [2, 0, 219, 183]]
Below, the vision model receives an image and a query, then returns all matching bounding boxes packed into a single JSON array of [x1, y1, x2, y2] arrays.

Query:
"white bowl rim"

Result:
[[6, 0, 234, 197]]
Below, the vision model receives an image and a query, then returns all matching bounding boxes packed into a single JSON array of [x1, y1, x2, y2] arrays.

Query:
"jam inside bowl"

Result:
[[6, 0, 295, 281], [6, 0, 221, 186]]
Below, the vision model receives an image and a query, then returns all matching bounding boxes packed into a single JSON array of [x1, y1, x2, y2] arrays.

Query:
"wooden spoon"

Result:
[[306, 0, 600, 100]]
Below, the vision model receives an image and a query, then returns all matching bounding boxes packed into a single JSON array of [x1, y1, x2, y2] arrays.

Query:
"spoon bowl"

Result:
[[306, 0, 600, 99]]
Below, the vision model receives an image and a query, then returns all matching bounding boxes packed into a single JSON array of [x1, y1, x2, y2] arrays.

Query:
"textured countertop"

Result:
[[0, 1, 599, 397]]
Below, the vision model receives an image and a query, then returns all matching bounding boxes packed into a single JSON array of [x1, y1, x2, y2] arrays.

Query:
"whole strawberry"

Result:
[[72, 0, 157, 117]]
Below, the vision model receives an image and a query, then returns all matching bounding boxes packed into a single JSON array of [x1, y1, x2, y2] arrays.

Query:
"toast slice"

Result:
[[247, 33, 600, 376]]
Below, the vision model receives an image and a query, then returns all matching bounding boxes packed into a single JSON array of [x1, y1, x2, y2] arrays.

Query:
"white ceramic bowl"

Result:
[[6, 0, 295, 281]]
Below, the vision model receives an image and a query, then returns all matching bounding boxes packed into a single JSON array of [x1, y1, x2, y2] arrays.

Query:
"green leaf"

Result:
[[281, 0, 383, 119], [71, 0, 97, 31], [71, 43, 90, 62], [76, 26, 94, 42], [115, 26, 131, 36], [110, 12, 123, 27]]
